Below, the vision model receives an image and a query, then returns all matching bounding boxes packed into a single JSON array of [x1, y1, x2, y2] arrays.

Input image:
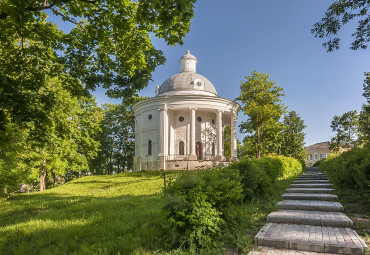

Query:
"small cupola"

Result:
[[179, 50, 197, 72]]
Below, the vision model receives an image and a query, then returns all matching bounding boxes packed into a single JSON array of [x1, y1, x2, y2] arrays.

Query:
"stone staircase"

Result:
[[249, 168, 368, 254]]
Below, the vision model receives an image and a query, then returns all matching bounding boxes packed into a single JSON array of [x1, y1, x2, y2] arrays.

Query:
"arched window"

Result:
[[179, 141, 185, 156], [147, 139, 152, 155], [212, 142, 215, 156]]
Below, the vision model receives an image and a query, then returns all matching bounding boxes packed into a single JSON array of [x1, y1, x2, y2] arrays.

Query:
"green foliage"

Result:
[[281, 110, 306, 162], [90, 99, 145, 175], [236, 71, 286, 158], [227, 156, 303, 200], [319, 145, 370, 201], [163, 168, 243, 251], [312, 0, 370, 51], [0, 78, 103, 194], [330, 110, 360, 152], [359, 72, 370, 143]]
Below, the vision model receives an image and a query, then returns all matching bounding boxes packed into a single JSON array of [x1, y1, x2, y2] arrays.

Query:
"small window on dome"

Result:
[[179, 116, 184, 122], [196, 81, 202, 87], [197, 117, 202, 122], [148, 114, 152, 120]]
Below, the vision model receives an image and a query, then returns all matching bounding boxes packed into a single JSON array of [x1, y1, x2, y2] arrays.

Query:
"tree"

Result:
[[0, 78, 102, 193], [0, 0, 196, 129], [281, 110, 306, 161], [236, 71, 286, 158], [90, 101, 137, 175], [330, 110, 359, 152], [359, 72, 370, 143], [312, 0, 370, 52]]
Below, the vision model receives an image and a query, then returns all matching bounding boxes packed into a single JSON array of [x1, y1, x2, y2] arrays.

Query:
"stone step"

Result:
[[293, 180, 330, 184], [296, 177, 329, 181], [254, 223, 368, 254], [267, 210, 353, 227], [277, 200, 343, 212], [299, 176, 326, 179], [282, 193, 338, 201], [286, 188, 334, 194], [248, 246, 340, 254], [290, 183, 332, 188]]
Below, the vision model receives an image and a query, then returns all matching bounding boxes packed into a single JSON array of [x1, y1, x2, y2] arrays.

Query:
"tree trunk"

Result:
[[257, 127, 261, 159], [39, 169, 47, 191]]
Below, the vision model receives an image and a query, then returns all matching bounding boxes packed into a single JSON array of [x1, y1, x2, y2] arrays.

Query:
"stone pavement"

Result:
[[249, 168, 368, 254]]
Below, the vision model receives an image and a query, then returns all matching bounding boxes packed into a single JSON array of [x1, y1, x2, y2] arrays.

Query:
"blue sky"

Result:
[[91, 1, 370, 146]]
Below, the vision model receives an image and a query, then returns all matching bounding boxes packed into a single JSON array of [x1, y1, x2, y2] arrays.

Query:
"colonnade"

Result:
[[157, 107, 238, 164]]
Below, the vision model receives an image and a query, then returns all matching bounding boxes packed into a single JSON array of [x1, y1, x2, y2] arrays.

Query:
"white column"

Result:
[[159, 107, 168, 156], [189, 107, 197, 160], [216, 110, 223, 160], [231, 111, 237, 160], [135, 113, 142, 171], [158, 107, 168, 170]]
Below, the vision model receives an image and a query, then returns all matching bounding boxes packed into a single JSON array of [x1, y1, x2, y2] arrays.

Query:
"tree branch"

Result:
[[50, 6, 87, 32]]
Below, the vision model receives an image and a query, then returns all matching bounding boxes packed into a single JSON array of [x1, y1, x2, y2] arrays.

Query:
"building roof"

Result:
[[157, 51, 218, 96], [305, 142, 330, 152]]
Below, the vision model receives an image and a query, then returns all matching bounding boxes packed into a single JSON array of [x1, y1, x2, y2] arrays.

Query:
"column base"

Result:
[[188, 154, 198, 160], [215, 155, 224, 161], [157, 155, 167, 170], [230, 157, 239, 162]]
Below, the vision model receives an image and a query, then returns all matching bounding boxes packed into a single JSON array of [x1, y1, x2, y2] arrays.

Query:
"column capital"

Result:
[[189, 107, 197, 111], [157, 107, 168, 111], [217, 109, 223, 113]]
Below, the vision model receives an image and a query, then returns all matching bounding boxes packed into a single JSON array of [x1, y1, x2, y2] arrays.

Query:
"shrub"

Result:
[[319, 145, 370, 196], [163, 168, 243, 250], [227, 156, 303, 200]]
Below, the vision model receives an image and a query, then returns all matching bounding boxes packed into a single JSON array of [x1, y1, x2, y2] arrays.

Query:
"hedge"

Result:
[[318, 145, 370, 196]]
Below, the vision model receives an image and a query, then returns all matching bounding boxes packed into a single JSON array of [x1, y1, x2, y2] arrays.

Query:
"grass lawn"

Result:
[[0, 170, 300, 255], [0, 171, 173, 255]]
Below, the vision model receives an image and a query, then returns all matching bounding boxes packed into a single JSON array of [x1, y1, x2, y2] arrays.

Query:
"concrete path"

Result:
[[249, 168, 368, 254]]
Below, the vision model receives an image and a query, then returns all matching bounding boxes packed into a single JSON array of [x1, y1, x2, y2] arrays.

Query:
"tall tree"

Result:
[[281, 110, 306, 161], [312, 0, 370, 52], [1, 78, 102, 193], [330, 110, 359, 152], [90, 100, 139, 175], [236, 71, 286, 158]]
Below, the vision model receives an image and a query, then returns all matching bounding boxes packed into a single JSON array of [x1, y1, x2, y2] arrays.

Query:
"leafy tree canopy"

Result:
[[312, 0, 370, 51], [330, 110, 359, 152], [0, 0, 196, 128], [236, 71, 286, 158], [281, 110, 306, 162]]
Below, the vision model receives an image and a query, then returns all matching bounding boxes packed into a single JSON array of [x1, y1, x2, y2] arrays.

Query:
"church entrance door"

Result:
[[196, 142, 203, 160]]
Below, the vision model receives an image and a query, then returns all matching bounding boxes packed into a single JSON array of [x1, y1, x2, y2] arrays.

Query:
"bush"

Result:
[[163, 168, 243, 251], [319, 145, 370, 196], [227, 156, 303, 200]]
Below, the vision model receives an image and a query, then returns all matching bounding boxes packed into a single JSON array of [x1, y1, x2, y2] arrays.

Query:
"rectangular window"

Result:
[[325, 153, 329, 158], [309, 154, 313, 160], [314, 154, 318, 160], [319, 154, 323, 160]]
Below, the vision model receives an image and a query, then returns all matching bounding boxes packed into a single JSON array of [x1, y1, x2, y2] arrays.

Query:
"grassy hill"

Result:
[[0, 171, 173, 255]]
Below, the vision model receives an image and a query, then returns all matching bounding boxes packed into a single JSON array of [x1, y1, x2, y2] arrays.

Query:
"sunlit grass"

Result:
[[0, 171, 169, 255]]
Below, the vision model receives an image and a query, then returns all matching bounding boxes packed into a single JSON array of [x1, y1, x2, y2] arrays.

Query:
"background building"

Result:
[[305, 141, 330, 166], [133, 51, 240, 170]]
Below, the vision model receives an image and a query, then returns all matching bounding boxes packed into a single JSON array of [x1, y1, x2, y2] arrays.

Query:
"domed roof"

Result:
[[157, 51, 218, 96]]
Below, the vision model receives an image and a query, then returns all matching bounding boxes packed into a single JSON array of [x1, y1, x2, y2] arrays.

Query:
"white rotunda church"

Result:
[[133, 51, 240, 170]]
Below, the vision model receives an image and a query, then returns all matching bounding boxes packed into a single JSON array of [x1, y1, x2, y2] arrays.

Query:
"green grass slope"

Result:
[[0, 172, 170, 255]]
